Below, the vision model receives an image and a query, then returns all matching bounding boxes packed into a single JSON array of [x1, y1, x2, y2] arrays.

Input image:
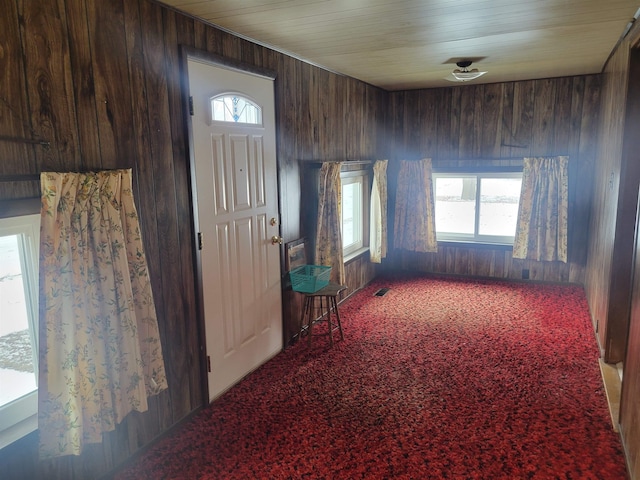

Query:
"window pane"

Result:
[[478, 178, 522, 237], [341, 172, 368, 257], [0, 234, 37, 407], [435, 177, 475, 235], [434, 173, 522, 244], [342, 181, 361, 248]]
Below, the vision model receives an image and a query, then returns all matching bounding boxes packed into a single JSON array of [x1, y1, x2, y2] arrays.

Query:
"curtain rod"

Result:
[[421, 155, 567, 162], [0, 135, 50, 147], [395, 159, 559, 165], [304, 160, 374, 167], [0, 169, 131, 183], [0, 173, 40, 183], [412, 157, 527, 162]]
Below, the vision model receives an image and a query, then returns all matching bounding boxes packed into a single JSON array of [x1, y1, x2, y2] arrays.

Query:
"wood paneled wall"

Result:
[[605, 25, 640, 480], [585, 37, 634, 363], [3, 0, 632, 477], [0, 0, 386, 478], [622, 202, 640, 480], [385, 77, 601, 284]]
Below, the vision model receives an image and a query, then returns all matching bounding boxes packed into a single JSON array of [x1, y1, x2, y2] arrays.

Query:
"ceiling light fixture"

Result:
[[450, 60, 487, 82]]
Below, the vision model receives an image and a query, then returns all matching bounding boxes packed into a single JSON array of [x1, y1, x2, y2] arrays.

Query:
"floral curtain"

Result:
[[38, 169, 168, 459], [314, 162, 345, 285], [513, 156, 569, 263], [393, 158, 438, 253], [370, 160, 388, 263]]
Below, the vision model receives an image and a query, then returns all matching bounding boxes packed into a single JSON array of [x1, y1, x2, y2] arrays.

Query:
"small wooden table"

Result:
[[299, 282, 347, 347]]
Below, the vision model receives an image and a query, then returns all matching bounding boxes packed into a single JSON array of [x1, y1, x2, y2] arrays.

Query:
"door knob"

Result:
[[271, 235, 283, 245]]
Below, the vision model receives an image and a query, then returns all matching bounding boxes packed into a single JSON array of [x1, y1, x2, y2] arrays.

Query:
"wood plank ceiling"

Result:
[[158, 0, 640, 90]]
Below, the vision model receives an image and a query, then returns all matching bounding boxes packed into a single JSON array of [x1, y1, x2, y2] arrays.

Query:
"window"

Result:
[[433, 171, 522, 245], [341, 170, 369, 258], [210, 93, 262, 125], [0, 213, 39, 448]]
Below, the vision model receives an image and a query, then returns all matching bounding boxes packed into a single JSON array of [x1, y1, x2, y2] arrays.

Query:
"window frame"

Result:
[[433, 168, 523, 246], [340, 168, 370, 260], [0, 200, 40, 449]]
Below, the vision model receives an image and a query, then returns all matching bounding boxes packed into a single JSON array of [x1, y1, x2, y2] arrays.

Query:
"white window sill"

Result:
[[0, 391, 37, 449], [344, 246, 370, 264]]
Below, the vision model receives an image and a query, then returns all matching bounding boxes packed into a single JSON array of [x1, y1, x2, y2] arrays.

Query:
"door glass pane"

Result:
[[211, 94, 262, 124], [0, 234, 37, 407], [478, 178, 522, 237]]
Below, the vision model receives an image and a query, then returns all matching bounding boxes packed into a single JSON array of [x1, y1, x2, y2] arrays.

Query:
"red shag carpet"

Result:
[[114, 275, 627, 479]]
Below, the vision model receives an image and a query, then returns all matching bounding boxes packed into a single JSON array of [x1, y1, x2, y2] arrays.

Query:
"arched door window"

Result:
[[210, 93, 262, 125]]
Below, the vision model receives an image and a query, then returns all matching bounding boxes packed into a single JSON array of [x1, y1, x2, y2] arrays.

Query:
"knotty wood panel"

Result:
[[604, 46, 640, 367], [532, 79, 556, 156], [620, 41, 640, 465], [481, 83, 504, 158], [0, 0, 386, 478], [506, 80, 535, 157], [344, 254, 377, 299], [585, 40, 631, 361], [141, 0, 187, 432], [622, 220, 640, 480], [65, 0, 101, 169], [20, 0, 81, 173], [388, 76, 600, 285], [620, 42, 640, 461], [165, 9, 204, 413], [0, 1, 35, 182], [87, 0, 133, 170], [435, 89, 456, 159], [458, 84, 481, 157]]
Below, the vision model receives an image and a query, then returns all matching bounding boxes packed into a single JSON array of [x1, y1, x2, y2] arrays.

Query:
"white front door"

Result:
[[188, 58, 283, 401]]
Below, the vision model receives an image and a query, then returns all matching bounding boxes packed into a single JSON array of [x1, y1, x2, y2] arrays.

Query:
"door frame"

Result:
[[178, 46, 283, 405]]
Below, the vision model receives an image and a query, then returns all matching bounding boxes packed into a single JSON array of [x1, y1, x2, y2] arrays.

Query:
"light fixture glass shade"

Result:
[[451, 68, 487, 81]]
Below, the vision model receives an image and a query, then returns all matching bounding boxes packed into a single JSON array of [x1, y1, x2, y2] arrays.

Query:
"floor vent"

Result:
[[374, 288, 390, 297]]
